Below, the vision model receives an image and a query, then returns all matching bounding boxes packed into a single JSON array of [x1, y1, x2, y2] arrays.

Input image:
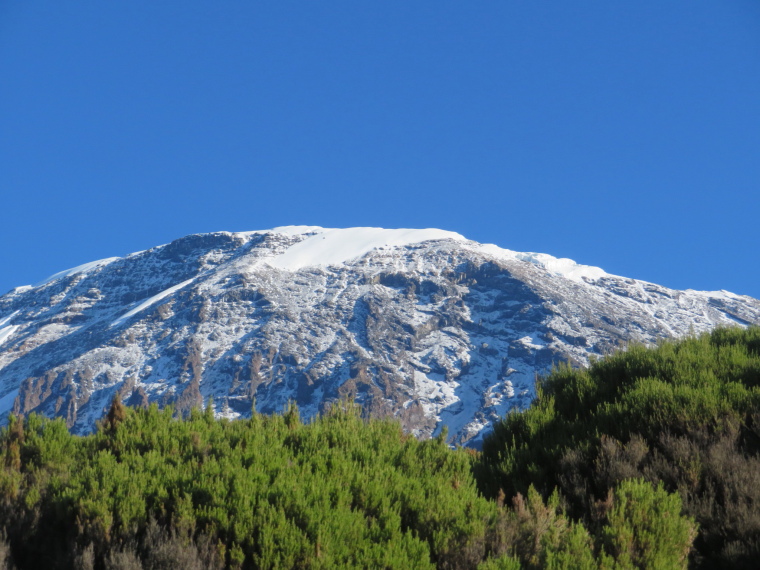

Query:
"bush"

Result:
[[599, 479, 696, 569], [0, 400, 528, 569], [478, 327, 760, 568]]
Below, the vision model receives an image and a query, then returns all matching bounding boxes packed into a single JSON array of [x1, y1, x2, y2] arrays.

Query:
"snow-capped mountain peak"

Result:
[[0, 227, 758, 446], [254, 226, 466, 270]]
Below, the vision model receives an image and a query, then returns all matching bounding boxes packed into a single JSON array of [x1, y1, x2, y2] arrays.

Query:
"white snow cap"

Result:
[[256, 226, 466, 270], [248, 226, 607, 282], [468, 244, 609, 283]]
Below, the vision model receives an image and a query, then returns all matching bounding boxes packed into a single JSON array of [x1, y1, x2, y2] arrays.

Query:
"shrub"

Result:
[[478, 327, 760, 568]]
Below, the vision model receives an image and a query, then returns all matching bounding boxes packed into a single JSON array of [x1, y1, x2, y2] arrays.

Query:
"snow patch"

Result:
[[517, 335, 545, 349], [36, 257, 120, 287], [413, 371, 459, 418], [111, 278, 196, 327], [0, 311, 19, 328], [263, 227, 466, 271], [688, 289, 748, 300], [471, 243, 608, 283], [519, 252, 608, 282], [249, 225, 328, 237], [0, 326, 19, 347]]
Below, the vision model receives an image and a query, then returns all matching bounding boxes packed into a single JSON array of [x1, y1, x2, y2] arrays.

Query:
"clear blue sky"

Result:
[[2, 1, 759, 298]]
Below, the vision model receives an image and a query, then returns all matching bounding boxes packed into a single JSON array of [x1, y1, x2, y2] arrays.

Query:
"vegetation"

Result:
[[0, 401, 692, 569], [3, 326, 758, 568], [478, 326, 760, 569]]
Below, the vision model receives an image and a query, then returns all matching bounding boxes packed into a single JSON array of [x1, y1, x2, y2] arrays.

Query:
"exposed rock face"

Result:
[[0, 227, 758, 446]]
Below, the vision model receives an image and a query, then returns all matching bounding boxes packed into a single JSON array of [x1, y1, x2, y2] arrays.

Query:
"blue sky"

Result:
[[1, 1, 759, 298]]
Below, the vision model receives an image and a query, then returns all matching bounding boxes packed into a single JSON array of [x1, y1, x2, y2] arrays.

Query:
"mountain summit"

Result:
[[1, 226, 758, 445]]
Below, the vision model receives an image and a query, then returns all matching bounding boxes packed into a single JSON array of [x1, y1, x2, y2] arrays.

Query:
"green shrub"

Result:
[[599, 479, 696, 569], [478, 326, 760, 568], [0, 400, 525, 569]]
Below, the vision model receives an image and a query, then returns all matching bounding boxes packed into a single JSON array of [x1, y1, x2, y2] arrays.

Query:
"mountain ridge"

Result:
[[1, 226, 758, 445]]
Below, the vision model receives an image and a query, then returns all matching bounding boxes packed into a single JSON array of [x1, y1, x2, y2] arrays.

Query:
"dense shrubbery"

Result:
[[478, 326, 760, 569], [6, 327, 757, 568], [0, 395, 695, 568]]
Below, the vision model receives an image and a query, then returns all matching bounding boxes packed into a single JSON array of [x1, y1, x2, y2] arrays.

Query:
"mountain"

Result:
[[0, 226, 758, 446]]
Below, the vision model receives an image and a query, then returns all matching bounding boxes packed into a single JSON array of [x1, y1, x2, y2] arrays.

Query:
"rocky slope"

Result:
[[1, 226, 758, 446]]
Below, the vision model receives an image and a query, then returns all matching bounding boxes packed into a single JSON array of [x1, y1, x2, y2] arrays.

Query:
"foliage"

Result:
[[599, 479, 696, 569], [478, 326, 760, 568], [0, 398, 598, 569]]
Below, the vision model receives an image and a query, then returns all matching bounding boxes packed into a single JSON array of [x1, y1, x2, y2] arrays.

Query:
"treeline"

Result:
[[0, 327, 757, 568]]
